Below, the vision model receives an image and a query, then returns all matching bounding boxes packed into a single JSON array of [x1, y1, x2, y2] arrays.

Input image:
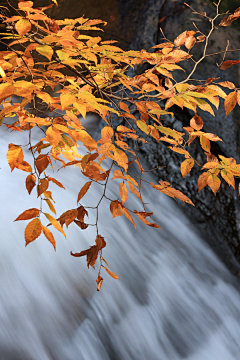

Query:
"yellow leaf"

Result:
[[42, 225, 56, 250], [60, 93, 76, 109], [25, 218, 42, 246], [181, 158, 194, 178], [44, 198, 56, 215], [0, 66, 6, 79], [207, 174, 221, 195], [36, 45, 53, 61], [15, 18, 31, 37], [114, 148, 128, 172], [44, 213, 66, 237], [200, 135, 211, 153]]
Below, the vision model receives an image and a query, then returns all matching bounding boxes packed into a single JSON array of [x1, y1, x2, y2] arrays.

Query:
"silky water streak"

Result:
[[0, 123, 240, 360]]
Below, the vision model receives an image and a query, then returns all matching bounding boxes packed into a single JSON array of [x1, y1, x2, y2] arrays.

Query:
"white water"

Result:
[[1, 123, 240, 360]]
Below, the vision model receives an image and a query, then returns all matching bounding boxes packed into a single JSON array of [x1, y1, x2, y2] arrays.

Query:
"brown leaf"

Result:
[[95, 235, 106, 250], [59, 209, 78, 228], [15, 208, 40, 221], [73, 219, 88, 230], [48, 177, 65, 189], [71, 245, 99, 269], [134, 211, 161, 228], [25, 218, 42, 246], [35, 154, 50, 175], [37, 179, 49, 197], [77, 181, 92, 203], [26, 174, 36, 195], [220, 60, 240, 71], [77, 206, 88, 222]]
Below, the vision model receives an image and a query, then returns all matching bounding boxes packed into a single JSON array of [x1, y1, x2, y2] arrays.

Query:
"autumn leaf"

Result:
[[134, 211, 161, 228], [71, 245, 99, 269], [59, 209, 78, 228], [48, 177, 65, 189], [37, 179, 49, 197], [15, 18, 31, 37], [36, 45, 53, 61], [220, 60, 240, 71], [96, 275, 104, 291], [44, 213, 66, 237], [35, 154, 50, 175], [103, 266, 119, 279], [181, 158, 194, 178], [26, 174, 36, 195], [15, 208, 40, 221], [44, 199, 56, 215], [207, 174, 221, 195], [119, 182, 128, 204], [42, 225, 56, 250], [25, 218, 42, 246], [7, 144, 24, 172], [77, 181, 92, 203], [95, 234, 106, 250], [190, 114, 203, 130], [224, 91, 237, 117]]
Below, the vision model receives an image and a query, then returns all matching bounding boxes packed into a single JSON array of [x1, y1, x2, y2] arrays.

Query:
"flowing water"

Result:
[[1, 122, 240, 360]]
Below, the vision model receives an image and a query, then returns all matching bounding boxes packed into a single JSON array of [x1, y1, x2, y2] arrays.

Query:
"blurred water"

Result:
[[1, 123, 240, 360]]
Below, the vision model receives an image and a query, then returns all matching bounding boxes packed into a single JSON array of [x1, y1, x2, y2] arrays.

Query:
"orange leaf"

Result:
[[221, 170, 235, 189], [24, 218, 42, 246], [96, 275, 104, 291], [190, 114, 203, 130], [42, 225, 56, 250], [220, 60, 240, 71], [134, 211, 161, 228], [46, 126, 62, 147], [207, 174, 221, 195], [200, 135, 211, 153], [7, 144, 24, 172], [60, 93, 76, 109], [59, 209, 78, 228], [15, 18, 31, 37], [224, 91, 237, 117], [127, 181, 142, 200], [44, 213, 66, 237], [110, 200, 123, 218], [48, 177, 65, 189], [218, 81, 236, 90], [180, 158, 194, 178], [26, 174, 36, 195], [37, 179, 49, 197], [15, 208, 40, 221], [77, 181, 92, 203], [119, 182, 128, 204], [35, 154, 50, 175], [114, 148, 128, 172], [198, 172, 210, 192], [103, 266, 119, 279]]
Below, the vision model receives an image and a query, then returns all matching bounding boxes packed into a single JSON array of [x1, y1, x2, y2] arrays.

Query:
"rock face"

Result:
[[116, 0, 240, 274], [6, 0, 240, 272]]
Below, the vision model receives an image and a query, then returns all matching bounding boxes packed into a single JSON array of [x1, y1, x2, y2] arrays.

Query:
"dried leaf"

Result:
[[119, 182, 128, 204], [25, 218, 42, 246], [26, 174, 36, 195], [103, 266, 119, 279], [224, 91, 237, 117], [77, 181, 92, 203], [42, 225, 56, 250], [37, 179, 49, 197], [15, 208, 40, 221], [190, 114, 203, 130]]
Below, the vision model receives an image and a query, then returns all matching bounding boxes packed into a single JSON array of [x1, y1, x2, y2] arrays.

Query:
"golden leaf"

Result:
[[224, 91, 237, 117], [48, 177, 65, 189], [44, 213, 66, 237], [42, 225, 56, 250], [190, 114, 203, 130], [207, 174, 221, 195], [7, 144, 24, 172], [36, 44, 53, 61], [180, 158, 194, 178], [25, 218, 42, 246], [44, 199, 56, 215], [119, 182, 128, 204], [114, 148, 128, 172], [60, 93, 76, 109]]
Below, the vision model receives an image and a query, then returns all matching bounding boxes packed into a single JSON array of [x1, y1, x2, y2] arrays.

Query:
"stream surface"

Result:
[[1, 124, 240, 360]]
